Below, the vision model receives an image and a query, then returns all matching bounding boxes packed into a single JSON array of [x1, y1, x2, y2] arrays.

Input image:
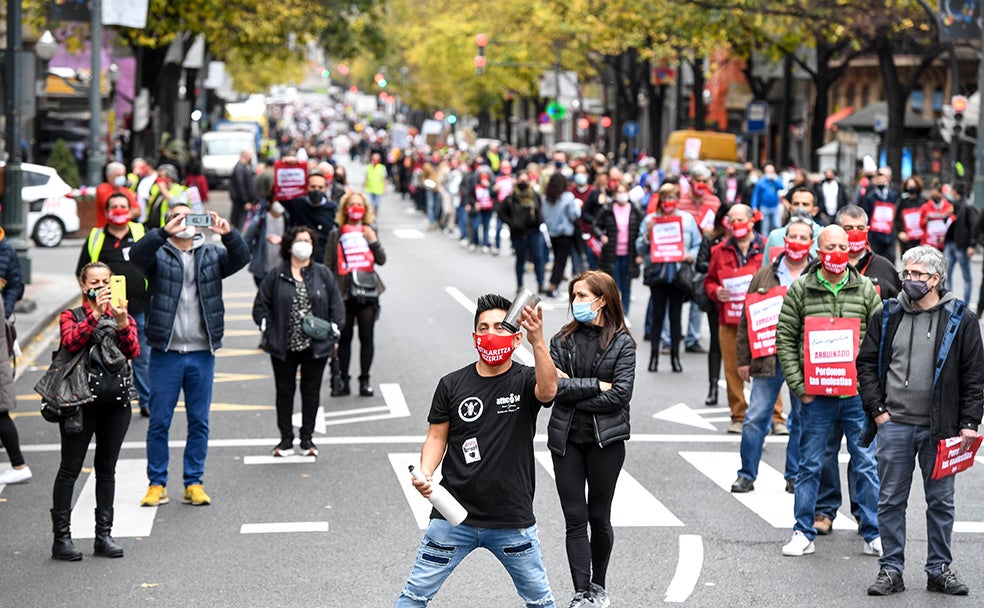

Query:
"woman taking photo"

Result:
[[324, 192, 387, 397], [51, 262, 139, 561], [548, 270, 635, 608], [253, 227, 345, 458], [637, 183, 701, 373], [595, 182, 643, 314]]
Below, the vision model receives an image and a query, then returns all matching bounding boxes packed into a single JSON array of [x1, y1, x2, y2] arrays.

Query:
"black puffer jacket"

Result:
[[547, 327, 635, 455]]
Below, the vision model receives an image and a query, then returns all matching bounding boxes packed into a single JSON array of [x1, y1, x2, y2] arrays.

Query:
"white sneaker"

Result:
[[459, 239, 469, 248], [0, 466, 32, 485], [782, 531, 815, 556], [863, 537, 883, 556]]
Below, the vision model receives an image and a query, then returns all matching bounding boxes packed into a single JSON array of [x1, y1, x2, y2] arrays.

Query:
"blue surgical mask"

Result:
[[113, 175, 127, 187], [572, 297, 601, 323], [574, 173, 588, 186]]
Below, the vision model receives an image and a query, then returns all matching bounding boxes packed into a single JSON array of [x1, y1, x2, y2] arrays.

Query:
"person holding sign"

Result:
[[704, 204, 771, 434], [638, 183, 701, 373], [859, 168, 900, 263], [917, 187, 954, 251], [732, 217, 815, 494], [775, 225, 883, 558], [856, 246, 983, 596], [894, 176, 925, 256]]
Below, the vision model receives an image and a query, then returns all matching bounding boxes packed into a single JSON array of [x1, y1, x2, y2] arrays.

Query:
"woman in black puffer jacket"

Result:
[[547, 270, 636, 608]]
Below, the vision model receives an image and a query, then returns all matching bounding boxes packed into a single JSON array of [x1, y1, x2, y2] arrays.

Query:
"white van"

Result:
[[201, 131, 256, 187]]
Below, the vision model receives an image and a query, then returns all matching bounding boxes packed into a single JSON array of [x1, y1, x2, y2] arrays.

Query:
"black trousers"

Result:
[[549, 235, 576, 288], [0, 411, 25, 467], [650, 283, 686, 356], [338, 300, 377, 381], [271, 348, 329, 442], [52, 402, 131, 512], [552, 440, 626, 592]]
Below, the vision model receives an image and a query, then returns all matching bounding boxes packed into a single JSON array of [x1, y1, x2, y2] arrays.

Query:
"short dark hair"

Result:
[[474, 294, 512, 330], [105, 191, 130, 211], [787, 186, 816, 205], [280, 226, 318, 261]]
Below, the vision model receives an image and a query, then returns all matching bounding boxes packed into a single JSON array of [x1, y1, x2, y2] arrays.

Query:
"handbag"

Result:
[[643, 262, 676, 286], [301, 314, 337, 341], [673, 263, 696, 300], [691, 270, 714, 312], [349, 270, 384, 303]]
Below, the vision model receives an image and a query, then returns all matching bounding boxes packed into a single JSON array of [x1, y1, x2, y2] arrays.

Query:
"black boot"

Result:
[[94, 507, 124, 558], [671, 351, 683, 373], [51, 508, 82, 561], [332, 375, 351, 397], [359, 375, 374, 397], [648, 349, 658, 372], [705, 381, 719, 406]]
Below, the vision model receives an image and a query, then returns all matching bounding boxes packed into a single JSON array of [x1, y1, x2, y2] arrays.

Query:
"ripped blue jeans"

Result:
[[396, 519, 555, 607]]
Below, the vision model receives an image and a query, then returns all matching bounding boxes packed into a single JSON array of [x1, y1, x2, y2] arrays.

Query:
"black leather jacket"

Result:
[[547, 327, 635, 455]]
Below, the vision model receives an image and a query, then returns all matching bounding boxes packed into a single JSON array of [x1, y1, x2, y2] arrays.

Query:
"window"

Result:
[[910, 90, 924, 113]]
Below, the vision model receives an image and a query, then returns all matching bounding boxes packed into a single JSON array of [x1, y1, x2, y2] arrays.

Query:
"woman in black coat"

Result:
[[595, 184, 643, 314], [253, 226, 345, 457], [547, 270, 636, 608]]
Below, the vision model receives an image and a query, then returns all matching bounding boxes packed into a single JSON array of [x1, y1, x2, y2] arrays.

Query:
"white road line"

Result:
[[322, 405, 389, 418], [380, 383, 411, 418], [534, 452, 684, 527], [71, 459, 157, 538], [445, 286, 534, 366], [678, 451, 856, 530], [393, 229, 426, 239], [243, 455, 317, 465], [653, 403, 718, 431], [663, 534, 703, 603], [240, 522, 329, 534], [389, 453, 446, 529], [314, 405, 327, 434]]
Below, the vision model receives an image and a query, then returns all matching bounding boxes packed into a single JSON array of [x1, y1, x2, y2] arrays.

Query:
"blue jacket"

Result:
[[541, 191, 580, 237], [130, 228, 251, 351], [750, 176, 783, 210], [0, 235, 24, 319]]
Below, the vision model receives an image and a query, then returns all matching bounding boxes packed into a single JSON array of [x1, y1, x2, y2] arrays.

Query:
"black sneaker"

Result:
[[299, 439, 319, 457], [272, 439, 293, 457], [685, 343, 707, 353], [927, 565, 969, 595], [867, 569, 905, 596]]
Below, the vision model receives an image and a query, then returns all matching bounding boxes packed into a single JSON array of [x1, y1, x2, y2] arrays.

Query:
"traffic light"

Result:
[[434, 110, 445, 121], [475, 33, 488, 76], [447, 114, 457, 125], [546, 101, 566, 121], [952, 95, 967, 141]]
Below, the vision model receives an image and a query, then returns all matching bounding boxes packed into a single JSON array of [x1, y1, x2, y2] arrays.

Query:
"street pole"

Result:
[[974, 21, 984, 207], [2, 0, 32, 284], [87, 0, 103, 186]]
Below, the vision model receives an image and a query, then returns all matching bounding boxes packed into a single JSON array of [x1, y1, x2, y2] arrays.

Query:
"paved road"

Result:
[[2, 168, 984, 607]]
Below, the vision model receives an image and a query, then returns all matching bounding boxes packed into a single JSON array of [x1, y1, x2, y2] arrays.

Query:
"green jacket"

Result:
[[775, 262, 883, 399]]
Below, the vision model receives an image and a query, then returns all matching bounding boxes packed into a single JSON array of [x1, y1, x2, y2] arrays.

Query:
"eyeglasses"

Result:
[[899, 271, 933, 281]]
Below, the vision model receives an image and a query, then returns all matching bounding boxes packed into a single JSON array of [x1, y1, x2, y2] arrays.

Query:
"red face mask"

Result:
[[473, 332, 517, 366], [108, 208, 130, 225], [729, 220, 751, 239], [821, 250, 850, 274], [346, 206, 366, 222], [693, 182, 709, 197], [661, 201, 678, 214], [784, 239, 811, 261], [846, 230, 868, 253]]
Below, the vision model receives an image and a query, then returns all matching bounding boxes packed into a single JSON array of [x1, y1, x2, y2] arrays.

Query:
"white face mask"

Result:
[[270, 202, 286, 216], [291, 240, 313, 261], [113, 175, 127, 187], [174, 225, 196, 240], [615, 193, 630, 204]]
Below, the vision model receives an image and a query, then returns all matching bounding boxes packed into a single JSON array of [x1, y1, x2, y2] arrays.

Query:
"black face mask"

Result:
[[308, 191, 327, 207], [902, 279, 931, 301], [86, 287, 101, 300], [517, 182, 530, 191]]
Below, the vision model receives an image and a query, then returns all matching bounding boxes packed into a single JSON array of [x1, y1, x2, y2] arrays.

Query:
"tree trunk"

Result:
[[692, 58, 706, 131], [875, 38, 904, 182]]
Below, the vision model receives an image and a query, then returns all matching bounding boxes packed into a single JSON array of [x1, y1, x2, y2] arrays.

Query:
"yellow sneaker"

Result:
[[183, 484, 211, 506], [140, 485, 168, 507]]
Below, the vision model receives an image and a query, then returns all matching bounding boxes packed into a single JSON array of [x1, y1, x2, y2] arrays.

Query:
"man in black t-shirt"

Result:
[[394, 294, 558, 608]]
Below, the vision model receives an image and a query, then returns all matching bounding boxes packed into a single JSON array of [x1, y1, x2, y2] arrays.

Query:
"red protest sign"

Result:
[[719, 265, 757, 326], [901, 207, 923, 239], [273, 160, 308, 201], [745, 286, 787, 358], [932, 435, 983, 480], [649, 216, 686, 263], [803, 316, 860, 396], [869, 201, 895, 234]]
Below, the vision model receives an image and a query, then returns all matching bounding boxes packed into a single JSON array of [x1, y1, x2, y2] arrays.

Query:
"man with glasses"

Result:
[[857, 245, 982, 596]]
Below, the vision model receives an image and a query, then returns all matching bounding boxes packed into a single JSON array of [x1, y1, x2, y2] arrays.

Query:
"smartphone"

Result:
[[110, 275, 126, 308], [184, 213, 213, 227]]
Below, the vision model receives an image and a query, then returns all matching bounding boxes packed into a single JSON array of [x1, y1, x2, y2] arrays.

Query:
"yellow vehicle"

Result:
[[659, 130, 741, 174]]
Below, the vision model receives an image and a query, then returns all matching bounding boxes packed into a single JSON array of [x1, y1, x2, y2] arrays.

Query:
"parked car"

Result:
[[0, 162, 80, 247]]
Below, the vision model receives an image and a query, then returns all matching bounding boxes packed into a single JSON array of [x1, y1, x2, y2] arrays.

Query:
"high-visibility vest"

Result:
[[147, 183, 187, 227], [87, 223, 146, 262]]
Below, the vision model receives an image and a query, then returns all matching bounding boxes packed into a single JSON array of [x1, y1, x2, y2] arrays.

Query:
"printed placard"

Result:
[[337, 226, 374, 275], [273, 160, 308, 201], [803, 316, 860, 396], [649, 216, 686, 263], [699, 207, 716, 232], [869, 201, 895, 234], [932, 435, 983, 480], [902, 207, 923, 238], [719, 265, 757, 325], [745, 286, 787, 358]]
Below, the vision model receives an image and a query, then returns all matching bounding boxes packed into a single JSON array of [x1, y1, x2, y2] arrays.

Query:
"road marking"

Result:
[[664, 534, 703, 603], [70, 459, 157, 538], [653, 403, 717, 431], [240, 522, 329, 534], [444, 286, 534, 366], [215, 348, 264, 357], [222, 329, 262, 338], [389, 453, 446, 529], [243, 455, 317, 465], [223, 302, 253, 309], [214, 372, 269, 383], [393, 229, 425, 239], [679, 451, 856, 530], [316, 383, 411, 428], [534, 452, 684, 527]]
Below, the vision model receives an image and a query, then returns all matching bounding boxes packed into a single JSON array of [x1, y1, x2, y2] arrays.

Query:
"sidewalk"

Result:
[[12, 270, 82, 377]]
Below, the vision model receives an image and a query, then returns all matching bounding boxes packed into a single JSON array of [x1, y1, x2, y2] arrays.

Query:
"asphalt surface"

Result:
[[2, 165, 984, 607]]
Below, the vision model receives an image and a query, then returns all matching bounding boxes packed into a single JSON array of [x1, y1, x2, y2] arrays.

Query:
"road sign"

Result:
[[623, 121, 639, 138], [746, 101, 768, 135], [874, 113, 888, 133]]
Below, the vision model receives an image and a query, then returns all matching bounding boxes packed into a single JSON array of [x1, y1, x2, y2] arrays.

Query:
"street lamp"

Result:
[[35, 30, 57, 63]]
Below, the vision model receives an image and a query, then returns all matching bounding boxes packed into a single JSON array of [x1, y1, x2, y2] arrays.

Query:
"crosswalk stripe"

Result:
[[678, 451, 856, 530], [70, 459, 157, 538], [534, 452, 684, 527], [653, 403, 717, 431], [664, 534, 703, 603], [243, 455, 317, 465], [393, 229, 425, 239], [240, 522, 329, 534], [389, 453, 442, 530]]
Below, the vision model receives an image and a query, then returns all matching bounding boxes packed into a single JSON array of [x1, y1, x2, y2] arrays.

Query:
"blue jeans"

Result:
[[426, 190, 440, 225], [131, 312, 151, 411], [395, 519, 555, 607], [792, 395, 880, 542], [660, 302, 703, 347], [876, 420, 955, 576], [456, 203, 469, 240], [945, 241, 972, 303], [470, 210, 493, 247], [512, 231, 545, 291], [613, 255, 631, 314], [369, 192, 382, 213], [758, 206, 783, 236], [737, 363, 802, 481], [815, 422, 861, 521], [494, 212, 504, 249], [146, 349, 215, 488]]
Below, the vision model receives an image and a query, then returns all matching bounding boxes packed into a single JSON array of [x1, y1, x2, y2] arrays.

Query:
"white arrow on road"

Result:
[[653, 403, 718, 431]]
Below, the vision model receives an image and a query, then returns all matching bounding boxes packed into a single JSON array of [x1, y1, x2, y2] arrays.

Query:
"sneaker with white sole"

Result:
[[272, 439, 294, 457], [863, 537, 883, 556], [589, 583, 610, 608], [299, 439, 319, 457], [0, 466, 32, 484], [782, 531, 815, 556]]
